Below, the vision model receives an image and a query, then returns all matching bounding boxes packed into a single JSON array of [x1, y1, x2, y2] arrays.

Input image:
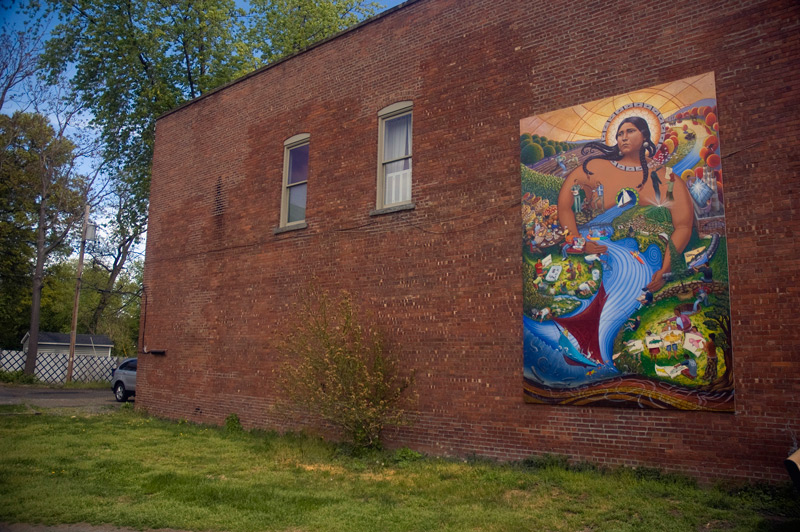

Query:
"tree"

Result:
[[85, 178, 147, 336], [521, 142, 543, 165], [37, 256, 142, 356], [0, 179, 34, 348], [0, 111, 91, 373], [703, 290, 733, 392], [246, 0, 379, 63], [37, 1, 380, 337], [0, 20, 47, 110], [41, 0, 379, 199], [668, 238, 691, 283]]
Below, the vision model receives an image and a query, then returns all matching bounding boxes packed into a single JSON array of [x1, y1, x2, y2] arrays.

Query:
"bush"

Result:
[[278, 287, 415, 449], [225, 413, 243, 434], [0, 370, 39, 384]]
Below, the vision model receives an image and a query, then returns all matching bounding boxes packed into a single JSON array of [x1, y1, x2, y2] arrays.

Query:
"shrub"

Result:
[[278, 287, 414, 449], [0, 370, 39, 384], [225, 413, 243, 434]]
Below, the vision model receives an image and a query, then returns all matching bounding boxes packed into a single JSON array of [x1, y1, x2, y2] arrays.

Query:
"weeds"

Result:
[[0, 370, 39, 384], [225, 413, 243, 434]]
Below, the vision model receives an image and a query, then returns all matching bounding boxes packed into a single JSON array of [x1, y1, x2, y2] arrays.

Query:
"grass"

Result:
[[0, 405, 798, 532]]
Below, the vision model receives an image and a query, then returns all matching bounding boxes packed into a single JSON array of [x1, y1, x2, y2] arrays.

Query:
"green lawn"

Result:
[[0, 405, 797, 532]]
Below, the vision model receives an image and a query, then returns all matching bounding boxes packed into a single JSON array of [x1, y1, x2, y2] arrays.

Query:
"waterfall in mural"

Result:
[[520, 72, 733, 411]]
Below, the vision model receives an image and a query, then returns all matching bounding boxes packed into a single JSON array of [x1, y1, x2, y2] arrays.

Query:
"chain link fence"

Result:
[[1, 349, 124, 384]]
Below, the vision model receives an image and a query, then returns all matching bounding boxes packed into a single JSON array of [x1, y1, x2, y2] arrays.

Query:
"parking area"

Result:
[[0, 384, 126, 413]]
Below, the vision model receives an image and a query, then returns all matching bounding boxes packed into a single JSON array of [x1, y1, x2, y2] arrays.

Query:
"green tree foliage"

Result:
[[668, 238, 691, 282], [40, 0, 379, 197], [0, 116, 36, 348], [35, 257, 141, 356], [520, 142, 543, 165], [278, 287, 414, 449], [35, 2, 379, 342], [542, 145, 555, 157], [0, 111, 86, 365], [247, 0, 379, 63], [40, 0, 254, 197]]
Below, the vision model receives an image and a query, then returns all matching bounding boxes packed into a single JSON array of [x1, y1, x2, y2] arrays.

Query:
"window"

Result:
[[376, 102, 412, 210], [280, 133, 310, 227]]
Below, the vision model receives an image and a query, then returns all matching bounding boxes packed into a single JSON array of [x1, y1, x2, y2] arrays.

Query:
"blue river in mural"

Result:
[[523, 204, 665, 388]]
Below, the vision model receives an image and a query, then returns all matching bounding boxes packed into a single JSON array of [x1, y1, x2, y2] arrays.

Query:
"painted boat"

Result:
[[558, 329, 600, 368]]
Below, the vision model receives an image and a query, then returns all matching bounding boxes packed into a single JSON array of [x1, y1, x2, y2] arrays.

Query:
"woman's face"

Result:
[[616, 122, 645, 155]]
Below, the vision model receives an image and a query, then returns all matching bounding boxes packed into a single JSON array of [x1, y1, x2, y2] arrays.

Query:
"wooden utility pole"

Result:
[[66, 204, 91, 383]]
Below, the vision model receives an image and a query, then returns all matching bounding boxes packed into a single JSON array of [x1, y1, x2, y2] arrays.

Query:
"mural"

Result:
[[521, 73, 733, 411]]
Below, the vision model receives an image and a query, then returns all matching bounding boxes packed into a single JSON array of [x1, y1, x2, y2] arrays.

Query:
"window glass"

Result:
[[288, 183, 307, 223], [384, 114, 411, 161], [377, 104, 412, 209], [281, 136, 309, 227], [383, 159, 412, 205], [288, 143, 309, 185]]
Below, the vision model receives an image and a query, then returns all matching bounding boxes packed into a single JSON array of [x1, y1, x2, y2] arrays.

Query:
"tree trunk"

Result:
[[88, 236, 133, 334], [24, 206, 48, 375]]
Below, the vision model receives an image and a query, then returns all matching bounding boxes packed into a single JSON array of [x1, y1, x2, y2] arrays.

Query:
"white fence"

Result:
[[0, 349, 123, 384]]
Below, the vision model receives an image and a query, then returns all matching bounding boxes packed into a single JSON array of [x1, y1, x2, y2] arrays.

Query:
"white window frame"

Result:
[[280, 133, 310, 228], [376, 101, 413, 211]]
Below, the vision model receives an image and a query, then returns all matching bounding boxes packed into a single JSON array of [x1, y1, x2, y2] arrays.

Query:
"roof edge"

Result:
[[156, 0, 423, 121]]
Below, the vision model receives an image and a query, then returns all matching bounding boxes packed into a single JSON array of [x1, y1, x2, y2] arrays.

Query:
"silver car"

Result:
[[111, 358, 137, 402]]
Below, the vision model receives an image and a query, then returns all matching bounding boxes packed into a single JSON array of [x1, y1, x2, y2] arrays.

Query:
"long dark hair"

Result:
[[581, 116, 659, 193]]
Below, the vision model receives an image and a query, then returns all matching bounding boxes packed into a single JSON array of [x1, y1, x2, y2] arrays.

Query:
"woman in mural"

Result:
[[557, 116, 694, 292]]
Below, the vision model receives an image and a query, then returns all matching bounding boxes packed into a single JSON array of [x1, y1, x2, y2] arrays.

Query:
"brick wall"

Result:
[[140, 0, 800, 483]]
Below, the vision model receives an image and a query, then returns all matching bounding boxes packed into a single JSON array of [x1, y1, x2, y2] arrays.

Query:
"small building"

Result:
[[21, 332, 114, 358]]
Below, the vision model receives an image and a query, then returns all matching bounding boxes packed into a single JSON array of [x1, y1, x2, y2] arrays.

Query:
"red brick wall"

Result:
[[141, 0, 800, 483]]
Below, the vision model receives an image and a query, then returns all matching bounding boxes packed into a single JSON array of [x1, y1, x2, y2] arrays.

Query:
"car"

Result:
[[111, 357, 137, 402]]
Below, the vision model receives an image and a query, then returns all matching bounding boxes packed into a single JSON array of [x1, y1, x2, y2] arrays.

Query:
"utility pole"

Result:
[[66, 204, 96, 383]]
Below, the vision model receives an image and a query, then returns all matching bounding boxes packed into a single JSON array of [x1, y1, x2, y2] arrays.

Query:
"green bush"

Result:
[[542, 145, 555, 157], [0, 370, 39, 384], [225, 413, 243, 434], [278, 287, 415, 449]]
